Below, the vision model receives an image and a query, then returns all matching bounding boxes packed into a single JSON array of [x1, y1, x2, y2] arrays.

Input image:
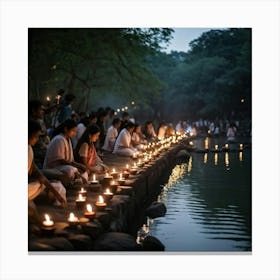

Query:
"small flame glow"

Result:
[[86, 204, 92, 212], [98, 195, 104, 203]]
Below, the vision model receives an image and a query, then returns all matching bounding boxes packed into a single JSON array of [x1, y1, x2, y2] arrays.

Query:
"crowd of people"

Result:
[[28, 92, 246, 223]]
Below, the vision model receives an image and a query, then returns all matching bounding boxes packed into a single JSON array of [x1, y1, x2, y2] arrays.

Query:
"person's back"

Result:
[[55, 94, 76, 128]]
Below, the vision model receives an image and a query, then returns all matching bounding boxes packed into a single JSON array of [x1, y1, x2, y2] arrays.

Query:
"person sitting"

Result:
[[54, 93, 76, 128], [166, 123, 175, 137], [143, 121, 157, 141], [157, 122, 167, 140], [28, 120, 67, 224], [102, 118, 121, 152], [75, 124, 109, 179], [227, 123, 237, 142], [131, 123, 146, 150], [28, 100, 50, 168], [71, 113, 89, 149], [113, 121, 137, 157], [119, 111, 130, 131], [43, 119, 87, 183]]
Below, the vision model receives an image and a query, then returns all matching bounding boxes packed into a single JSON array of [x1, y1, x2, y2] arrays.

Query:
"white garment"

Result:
[[113, 128, 136, 156], [227, 127, 236, 141], [28, 145, 66, 205], [71, 123, 86, 149], [102, 125, 118, 152], [158, 127, 166, 140], [43, 134, 78, 179]]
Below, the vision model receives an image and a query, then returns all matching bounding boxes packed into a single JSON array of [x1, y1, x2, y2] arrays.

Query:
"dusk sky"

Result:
[[163, 28, 217, 53]]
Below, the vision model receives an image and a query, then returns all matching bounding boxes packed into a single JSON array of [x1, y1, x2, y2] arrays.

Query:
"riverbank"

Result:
[[29, 137, 190, 251]]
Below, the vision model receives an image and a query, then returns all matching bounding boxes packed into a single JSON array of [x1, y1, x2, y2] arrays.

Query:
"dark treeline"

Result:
[[29, 28, 251, 124]]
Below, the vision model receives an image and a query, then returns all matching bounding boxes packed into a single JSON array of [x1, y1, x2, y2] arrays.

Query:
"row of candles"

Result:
[[42, 134, 188, 230]]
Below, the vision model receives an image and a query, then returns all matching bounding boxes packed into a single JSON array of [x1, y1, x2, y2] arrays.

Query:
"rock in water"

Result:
[[145, 201, 167, 219], [141, 235, 165, 251]]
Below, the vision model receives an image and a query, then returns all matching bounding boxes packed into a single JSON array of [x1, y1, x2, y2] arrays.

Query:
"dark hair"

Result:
[[112, 118, 121, 126], [97, 109, 107, 119], [122, 112, 129, 119], [28, 119, 41, 140], [133, 123, 141, 130], [64, 94, 75, 103], [28, 100, 43, 117], [125, 121, 135, 130], [51, 119, 77, 138], [75, 124, 100, 160]]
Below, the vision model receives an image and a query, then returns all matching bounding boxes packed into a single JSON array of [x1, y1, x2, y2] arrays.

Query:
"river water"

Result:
[[138, 137, 252, 252]]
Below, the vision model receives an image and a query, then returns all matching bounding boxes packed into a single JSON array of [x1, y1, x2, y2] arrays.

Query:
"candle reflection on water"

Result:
[[225, 152, 230, 170], [204, 153, 208, 164], [187, 156, 192, 175], [239, 151, 243, 162], [214, 153, 218, 166]]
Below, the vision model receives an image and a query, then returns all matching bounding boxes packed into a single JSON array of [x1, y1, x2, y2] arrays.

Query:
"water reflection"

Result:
[[225, 152, 230, 170], [214, 153, 218, 166], [203, 153, 208, 164], [146, 140, 251, 252]]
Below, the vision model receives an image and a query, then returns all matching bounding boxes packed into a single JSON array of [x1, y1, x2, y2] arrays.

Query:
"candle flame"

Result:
[[98, 195, 104, 203], [215, 145, 218, 150], [93, 174, 96, 181], [105, 172, 109, 177], [112, 168, 115, 173], [119, 173, 123, 179], [69, 213, 75, 219], [78, 194, 83, 200], [105, 188, 111, 194], [126, 164, 129, 169], [81, 187, 84, 192], [45, 214, 50, 222], [86, 204, 92, 212]]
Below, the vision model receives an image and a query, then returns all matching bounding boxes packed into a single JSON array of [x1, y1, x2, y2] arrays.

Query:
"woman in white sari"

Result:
[[43, 119, 86, 181]]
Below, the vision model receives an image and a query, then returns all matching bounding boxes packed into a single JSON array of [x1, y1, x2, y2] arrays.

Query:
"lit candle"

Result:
[[91, 173, 99, 184], [103, 188, 114, 202], [189, 141, 194, 146], [76, 193, 86, 207], [42, 214, 54, 227], [78, 187, 87, 197], [95, 195, 107, 210], [110, 168, 118, 178], [68, 212, 79, 226], [239, 144, 243, 150], [118, 173, 125, 185], [46, 96, 50, 102], [84, 204, 95, 220], [225, 144, 229, 149], [215, 145, 218, 150]]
